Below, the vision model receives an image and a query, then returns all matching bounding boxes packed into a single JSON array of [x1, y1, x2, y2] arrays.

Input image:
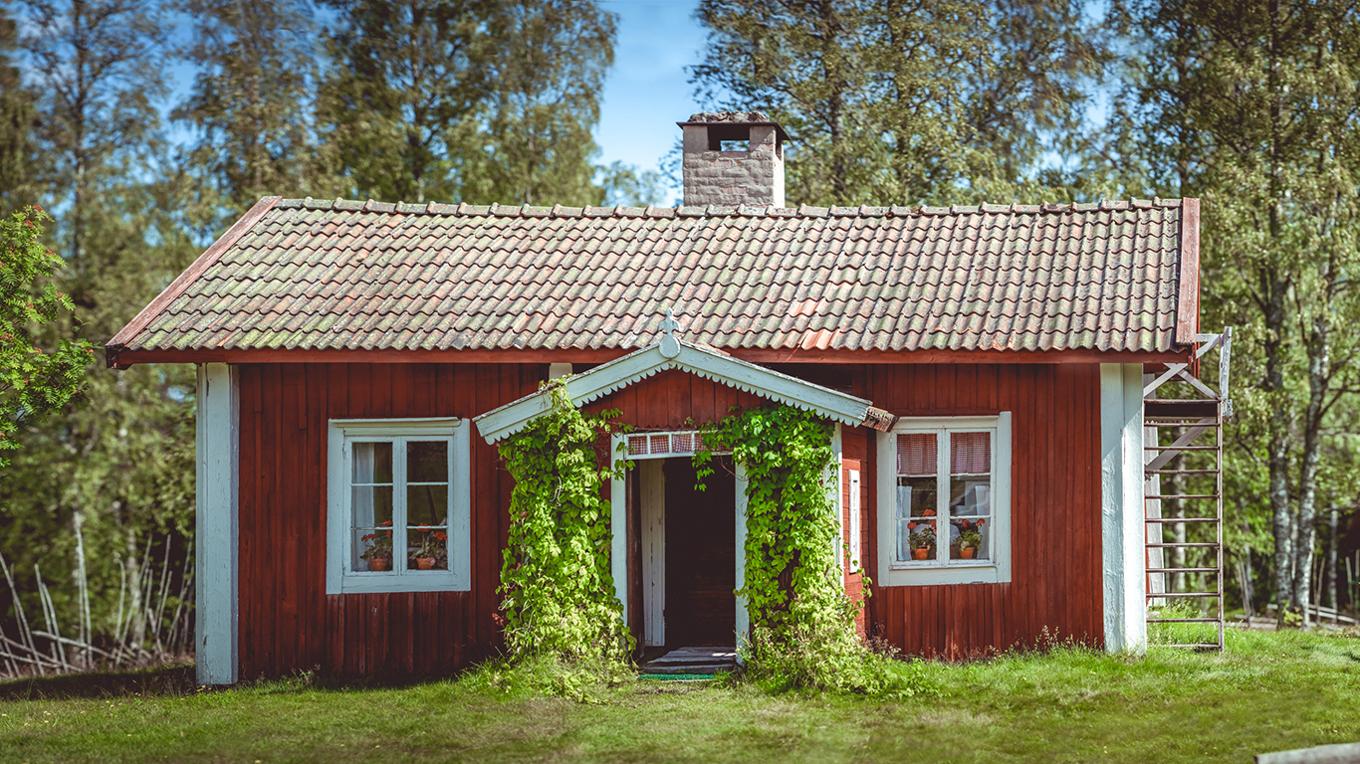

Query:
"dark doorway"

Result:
[[663, 458, 736, 646]]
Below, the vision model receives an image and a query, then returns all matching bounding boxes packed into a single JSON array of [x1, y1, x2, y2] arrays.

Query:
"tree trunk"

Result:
[[1262, 0, 1298, 628], [1324, 508, 1338, 613]]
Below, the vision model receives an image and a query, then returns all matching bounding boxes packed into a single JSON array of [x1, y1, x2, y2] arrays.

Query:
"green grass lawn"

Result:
[[1, 627, 1357, 763]]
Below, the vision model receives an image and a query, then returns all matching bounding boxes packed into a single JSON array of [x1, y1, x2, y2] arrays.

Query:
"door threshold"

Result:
[[640, 646, 738, 676]]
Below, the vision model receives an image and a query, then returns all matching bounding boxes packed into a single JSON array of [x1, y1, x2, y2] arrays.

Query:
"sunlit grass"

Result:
[[1, 627, 1356, 763]]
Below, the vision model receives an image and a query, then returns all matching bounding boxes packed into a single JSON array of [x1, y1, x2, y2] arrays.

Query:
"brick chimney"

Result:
[[679, 111, 787, 207]]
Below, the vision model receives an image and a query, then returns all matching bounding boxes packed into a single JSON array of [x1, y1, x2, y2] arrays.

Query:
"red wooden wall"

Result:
[[235, 363, 540, 679], [234, 361, 1102, 678], [856, 364, 1104, 658]]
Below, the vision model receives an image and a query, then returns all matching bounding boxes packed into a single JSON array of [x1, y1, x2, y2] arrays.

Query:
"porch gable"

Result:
[[473, 331, 892, 443]]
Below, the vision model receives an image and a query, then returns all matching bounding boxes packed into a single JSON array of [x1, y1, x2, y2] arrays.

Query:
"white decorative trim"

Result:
[[474, 339, 874, 443], [1100, 364, 1147, 653], [640, 460, 666, 647], [196, 364, 239, 685], [847, 469, 862, 570], [610, 434, 628, 624], [325, 418, 471, 594], [875, 414, 1012, 587], [831, 424, 844, 577], [734, 462, 749, 656]]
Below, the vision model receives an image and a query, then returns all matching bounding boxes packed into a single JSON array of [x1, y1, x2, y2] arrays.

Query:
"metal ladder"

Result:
[[1143, 330, 1231, 651]]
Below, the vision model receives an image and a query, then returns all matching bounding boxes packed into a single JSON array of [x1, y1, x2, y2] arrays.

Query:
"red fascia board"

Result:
[[106, 346, 1191, 369], [1175, 198, 1201, 345], [107, 196, 282, 349]]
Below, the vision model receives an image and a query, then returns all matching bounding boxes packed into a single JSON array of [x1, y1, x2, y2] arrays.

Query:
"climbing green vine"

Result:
[[697, 405, 929, 696], [496, 379, 633, 690]]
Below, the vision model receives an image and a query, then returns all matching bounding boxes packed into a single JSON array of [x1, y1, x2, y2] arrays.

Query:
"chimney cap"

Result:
[[677, 111, 789, 142]]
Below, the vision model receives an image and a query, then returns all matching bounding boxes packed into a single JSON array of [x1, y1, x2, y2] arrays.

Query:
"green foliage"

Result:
[[1107, 0, 1360, 619], [173, 0, 333, 229], [2, 0, 196, 655], [0, 9, 37, 210], [318, 0, 616, 206], [0, 207, 90, 468], [497, 379, 633, 676], [692, 0, 1104, 205], [698, 405, 926, 697]]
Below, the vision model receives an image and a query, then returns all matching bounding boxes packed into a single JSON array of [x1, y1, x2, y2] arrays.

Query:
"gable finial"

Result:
[[659, 308, 681, 358], [661, 308, 681, 337]]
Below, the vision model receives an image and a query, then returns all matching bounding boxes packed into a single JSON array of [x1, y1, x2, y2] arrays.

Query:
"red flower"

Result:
[[361, 533, 376, 542], [976, 519, 985, 526], [433, 531, 448, 542], [379, 519, 392, 526], [907, 521, 917, 530]]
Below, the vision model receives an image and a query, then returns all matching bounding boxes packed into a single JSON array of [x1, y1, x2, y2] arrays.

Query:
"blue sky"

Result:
[[595, 0, 708, 203]]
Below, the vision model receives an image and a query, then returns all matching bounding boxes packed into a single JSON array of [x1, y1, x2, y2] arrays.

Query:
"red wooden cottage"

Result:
[[108, 112, 1202, 684]]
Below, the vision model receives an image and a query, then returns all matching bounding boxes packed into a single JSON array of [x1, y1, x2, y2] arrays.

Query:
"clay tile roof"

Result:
[[108, 196, 1200, 358]]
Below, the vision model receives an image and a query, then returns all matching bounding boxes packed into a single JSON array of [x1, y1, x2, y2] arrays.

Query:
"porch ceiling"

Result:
[[473, 333, 892, 443]]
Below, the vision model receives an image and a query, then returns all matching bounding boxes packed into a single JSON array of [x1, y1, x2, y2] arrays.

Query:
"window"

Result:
[[326, 418, 471, 594], [876, 414, 1011, 586]]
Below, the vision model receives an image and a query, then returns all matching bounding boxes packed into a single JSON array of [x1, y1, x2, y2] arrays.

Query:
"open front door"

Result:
[[662, 458, 735, 647]]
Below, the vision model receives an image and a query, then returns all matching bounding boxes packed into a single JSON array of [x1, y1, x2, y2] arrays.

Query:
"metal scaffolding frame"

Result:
[[1143, 329, 1232, 651]]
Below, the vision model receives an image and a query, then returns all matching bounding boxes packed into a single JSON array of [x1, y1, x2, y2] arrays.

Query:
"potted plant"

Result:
[[957, 529, 982, 559], [411, 530, 447, 570], [907, 521, 936, 560], [360, 520, 393, 571]]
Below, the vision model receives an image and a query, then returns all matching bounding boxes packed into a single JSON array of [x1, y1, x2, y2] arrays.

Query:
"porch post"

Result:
[[1100, 363, 1147, 653], [610, 434, 628, 625], [734, 462, 749, 654], [195, 363, 239, 685], [831, 424, 843, 577]]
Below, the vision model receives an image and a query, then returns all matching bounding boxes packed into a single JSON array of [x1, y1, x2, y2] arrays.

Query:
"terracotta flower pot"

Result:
[[960, 547, 977, 560], [912, 548, 930, 560], [368, 556, 392, 572], [414, 556, 437, 570]]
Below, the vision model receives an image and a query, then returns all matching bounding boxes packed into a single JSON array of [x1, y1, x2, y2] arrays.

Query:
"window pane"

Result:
[[900, 517, 937, 562], [949, 432, 991, 517], [352, 485, 393, 572], [898, 433, 936, 476], [950, 431, 990, 473], [407, 485, 448, 528], [896, 433, 938, 563], [408, 528, 449, 571], [353, 442, 393, 483], [408, 440, 448, 483], [950, 516, 990, 561]]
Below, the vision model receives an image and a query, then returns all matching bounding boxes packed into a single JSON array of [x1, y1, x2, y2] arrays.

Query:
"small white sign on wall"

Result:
[[848, 469, 862, 570]]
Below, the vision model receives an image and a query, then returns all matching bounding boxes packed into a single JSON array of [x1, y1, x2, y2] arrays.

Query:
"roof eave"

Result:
[[105, 346, 1194, 370], [106, 195, 282, 363]]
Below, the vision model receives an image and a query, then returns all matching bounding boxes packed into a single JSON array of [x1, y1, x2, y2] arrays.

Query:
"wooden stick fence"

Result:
[[0, 537, 193, 679]]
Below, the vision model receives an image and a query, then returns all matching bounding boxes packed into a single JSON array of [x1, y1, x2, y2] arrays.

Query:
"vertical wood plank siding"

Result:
[[856, 363, 1104, 658], [235, 362, 1101, 678], [235, 363, 541, 679]]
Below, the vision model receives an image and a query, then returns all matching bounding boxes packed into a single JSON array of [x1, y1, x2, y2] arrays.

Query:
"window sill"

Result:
[[890, 560, 994, 571], [335, 571, 469, 594], [878, 561, 1010, 587]]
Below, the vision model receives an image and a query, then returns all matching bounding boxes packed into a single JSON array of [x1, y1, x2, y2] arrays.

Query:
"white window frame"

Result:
[[876, 413, 1012, 586], [326, 418, 471, 594]]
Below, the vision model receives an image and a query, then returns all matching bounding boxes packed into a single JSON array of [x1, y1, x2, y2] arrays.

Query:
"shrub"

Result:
[[496, 380, 633, 685], [699, 405, 931, 697]]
